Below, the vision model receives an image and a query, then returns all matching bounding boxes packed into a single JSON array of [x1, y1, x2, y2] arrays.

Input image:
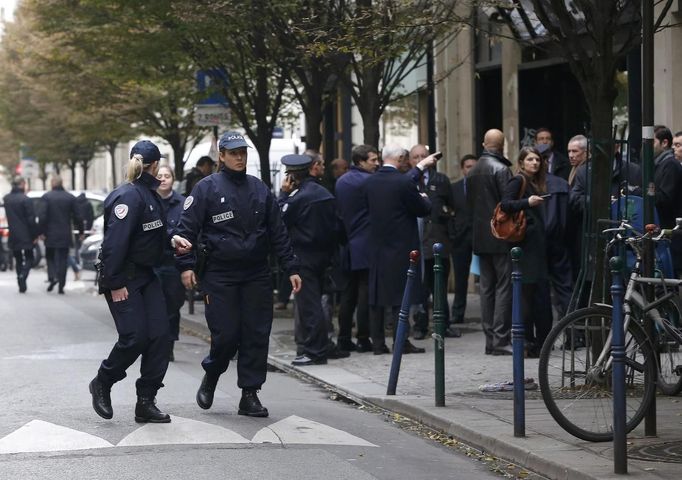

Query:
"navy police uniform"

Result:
[[155, 190, 186, 348], [175, 135, 299, 393], [93, 142, 171, 420], [279, 154, 340, 364]]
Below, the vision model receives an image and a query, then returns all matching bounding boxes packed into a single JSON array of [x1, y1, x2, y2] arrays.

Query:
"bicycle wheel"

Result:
[[538, 306, 656, 442], [651, 297, 682, 395]]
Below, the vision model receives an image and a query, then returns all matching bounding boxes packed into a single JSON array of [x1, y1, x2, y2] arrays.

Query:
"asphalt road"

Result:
[[0, 269, 507, 480]]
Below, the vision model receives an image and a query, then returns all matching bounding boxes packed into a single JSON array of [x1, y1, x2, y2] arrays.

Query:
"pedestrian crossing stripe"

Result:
[[0, 416, 377, 454], [0, 420, 113, 454], [252, 415, 378, 447], [118, 416, 250, 446]]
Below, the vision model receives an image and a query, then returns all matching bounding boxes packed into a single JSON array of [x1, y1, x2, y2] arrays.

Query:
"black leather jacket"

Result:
[[466, 150, 512, 255]]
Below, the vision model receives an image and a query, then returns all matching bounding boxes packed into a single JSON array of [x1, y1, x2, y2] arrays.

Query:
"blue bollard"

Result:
[[510, 247, 525, 438], [610, 256, 627, 474], [387, 250, 420, 396], [432, 243, 446, 407]]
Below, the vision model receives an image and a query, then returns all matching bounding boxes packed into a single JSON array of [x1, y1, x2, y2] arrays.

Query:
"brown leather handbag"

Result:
[[490, 175, 527, 242]]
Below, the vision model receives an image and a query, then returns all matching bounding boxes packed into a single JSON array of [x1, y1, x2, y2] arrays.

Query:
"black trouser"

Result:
[[451, 247, 472, 323], [13, 248, 33, 288], [155, 264, 185, 341], [294, 265, 329, 360], [370, 305, 401, 347], [521, 282, 553, 348], [46, 247, 69, 289], [547, 244, 573, 321], [277, 270, 293, 304], [337, 269, 370, 344], [201, 268, 273, 389], [98, 270, 171, 397], [414, 257, 451, 333]]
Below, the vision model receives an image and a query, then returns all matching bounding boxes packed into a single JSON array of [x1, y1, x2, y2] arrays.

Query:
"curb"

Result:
[[181, 314, 608, 480]]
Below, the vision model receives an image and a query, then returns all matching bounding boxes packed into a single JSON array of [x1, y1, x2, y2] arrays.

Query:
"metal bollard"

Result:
[[432, 243, 446, 407], [510, 247, 525, 437], [610, 256, 627, 474], [387, 250, 420, 396]]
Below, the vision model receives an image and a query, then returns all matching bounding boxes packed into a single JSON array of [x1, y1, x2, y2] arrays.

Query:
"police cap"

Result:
[[281, 154, 312, 172], [219, 131, 250, 150], [130, 140, 161, 164]]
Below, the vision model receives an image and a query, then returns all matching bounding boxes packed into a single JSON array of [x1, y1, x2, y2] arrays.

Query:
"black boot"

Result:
[[134, 396, 171, 423], [238, 389, 269, 417], [88, 376, 113, 419], [196, 373, 219, 410]]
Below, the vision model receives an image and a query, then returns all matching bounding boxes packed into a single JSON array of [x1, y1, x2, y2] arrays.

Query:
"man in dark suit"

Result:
[[536, 128, 570, 181], [3, 176, 39, 293], [41, 175, 82, 294], [408, 144, 460, 339], [335, 145, 379, 353], [449, 154, 477, 325], [363, 144, 437, 355]]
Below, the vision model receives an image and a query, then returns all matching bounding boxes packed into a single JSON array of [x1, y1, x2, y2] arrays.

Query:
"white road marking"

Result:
[[0, 420, 113, 454], [251, 415, 378, 447], [117, 416, 251, 446]]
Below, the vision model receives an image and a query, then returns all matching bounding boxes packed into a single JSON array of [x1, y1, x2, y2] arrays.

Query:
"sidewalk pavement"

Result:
[[180, 294, 682, 480]]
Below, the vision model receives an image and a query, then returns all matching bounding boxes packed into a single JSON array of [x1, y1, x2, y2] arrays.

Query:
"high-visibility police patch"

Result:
[[220, 197, 225, 203], [183, 196, 194, 210], [289, 189, 299, 197], [282, 204, 289, 212], [142, 219, 163, 231], [429, 185, 436, 191], [114, 204, 128, 219], [212, 211, 234, 223]]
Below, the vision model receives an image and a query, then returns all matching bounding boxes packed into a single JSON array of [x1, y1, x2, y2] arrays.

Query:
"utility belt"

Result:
[[95, 247, 143, 294]]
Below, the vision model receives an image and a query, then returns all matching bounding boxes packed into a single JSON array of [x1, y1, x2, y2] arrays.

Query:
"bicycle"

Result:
[[538, 220, 682, 442]]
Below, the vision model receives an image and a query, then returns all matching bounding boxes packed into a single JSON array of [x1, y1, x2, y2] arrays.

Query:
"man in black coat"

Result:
[[467, 129, 513, 355], [535, 128, 570, 181], [41, 176, 82, 294], [408, 144, 460, 339], [183, 156, 215, 197], [363, 144, 435, 355], [449, 154, 478, 325], [3, 176, 39, 293]]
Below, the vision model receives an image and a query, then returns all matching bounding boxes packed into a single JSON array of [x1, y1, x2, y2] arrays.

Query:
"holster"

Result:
[[195, 243, 209, 280]]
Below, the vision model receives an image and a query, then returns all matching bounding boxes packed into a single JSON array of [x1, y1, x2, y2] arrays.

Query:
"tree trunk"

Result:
[[587, 96, 615, 303], [107, 142, 118, 189], [254, 126, 273, 188], [71, 164, 77, 190], [82, 164, 89, 190], [304, 106, 323, 152]]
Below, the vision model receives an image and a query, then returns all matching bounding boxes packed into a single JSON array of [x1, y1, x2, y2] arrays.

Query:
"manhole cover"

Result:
[[629, 440, 682, 463]]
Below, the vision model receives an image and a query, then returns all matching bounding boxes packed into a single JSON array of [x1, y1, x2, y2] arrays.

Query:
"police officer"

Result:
[[3, 176, 39, 293], [155, 164, 185, 361], [279, 154, 344, 366], [173, 131, 301, 418], [89, 140, 172, 424]]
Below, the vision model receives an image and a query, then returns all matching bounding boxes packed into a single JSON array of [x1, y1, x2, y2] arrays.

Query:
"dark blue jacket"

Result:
[[175, 169, 299, 275], [3, 187, 38, 250], [101, 173, 166, 290], [364, 165, 431, 306], [159, 190, 185, 263], [279, 176, 340, 269], [41, 187, 82, 248], [335, 166, 372, 271], [544, 174, 570, 243]]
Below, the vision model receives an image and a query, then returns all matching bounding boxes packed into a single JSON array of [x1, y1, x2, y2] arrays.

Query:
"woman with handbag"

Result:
[[500, 146, 552, 357]]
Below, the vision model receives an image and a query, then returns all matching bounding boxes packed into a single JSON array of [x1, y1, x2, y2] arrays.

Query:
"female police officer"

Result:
[[173, 131, 301, 418], [89, 140, 172, 424]]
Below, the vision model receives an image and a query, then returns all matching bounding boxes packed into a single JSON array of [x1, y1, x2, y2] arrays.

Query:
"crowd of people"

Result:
[[4, 125, 682, 422]]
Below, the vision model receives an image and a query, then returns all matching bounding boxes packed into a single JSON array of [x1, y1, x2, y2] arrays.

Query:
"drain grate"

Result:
[[629, 440, 682, 463]]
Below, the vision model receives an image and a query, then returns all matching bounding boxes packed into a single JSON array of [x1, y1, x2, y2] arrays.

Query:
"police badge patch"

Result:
[[114, 204, 128, 219], [184, 196, 194, 210]]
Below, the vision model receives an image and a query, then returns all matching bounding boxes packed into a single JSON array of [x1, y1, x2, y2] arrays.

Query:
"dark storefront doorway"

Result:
[[475, 68, 502, 156], [518, 63, 589, 155]]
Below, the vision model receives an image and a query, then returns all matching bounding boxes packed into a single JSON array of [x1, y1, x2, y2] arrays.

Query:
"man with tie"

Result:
[[449, 154, 478, 325]]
